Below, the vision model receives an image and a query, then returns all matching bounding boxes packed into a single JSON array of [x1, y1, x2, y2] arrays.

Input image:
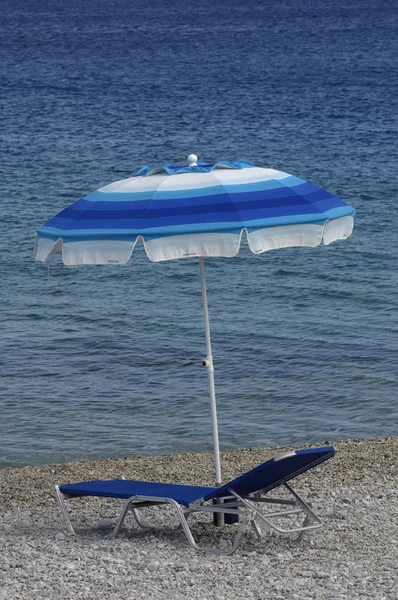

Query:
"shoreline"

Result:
[[2, 429, 394, 472]]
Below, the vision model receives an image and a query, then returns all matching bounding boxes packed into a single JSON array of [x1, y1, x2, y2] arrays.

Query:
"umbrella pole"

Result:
[[199, 257, 222, 487]]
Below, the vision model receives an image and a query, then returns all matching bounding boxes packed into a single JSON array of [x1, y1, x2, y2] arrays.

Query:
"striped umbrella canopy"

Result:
[[35, 155, 355, 486]]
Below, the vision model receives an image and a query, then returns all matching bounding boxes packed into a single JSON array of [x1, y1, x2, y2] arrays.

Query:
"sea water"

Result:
[[1, 0, 397, 467]]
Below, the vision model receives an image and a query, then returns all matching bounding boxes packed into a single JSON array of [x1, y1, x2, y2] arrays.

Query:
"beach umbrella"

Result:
[[35, 155, 355, 486]]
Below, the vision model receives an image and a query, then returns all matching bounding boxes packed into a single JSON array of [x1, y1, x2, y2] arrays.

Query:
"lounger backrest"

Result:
[[202, 446, 334, 503]]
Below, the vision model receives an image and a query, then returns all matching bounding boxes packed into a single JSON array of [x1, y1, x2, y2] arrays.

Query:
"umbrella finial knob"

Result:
[[187, 154, 198, 167]]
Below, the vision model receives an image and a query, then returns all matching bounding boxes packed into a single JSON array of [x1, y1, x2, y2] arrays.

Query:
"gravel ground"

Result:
[[1, 437, 397, 599]]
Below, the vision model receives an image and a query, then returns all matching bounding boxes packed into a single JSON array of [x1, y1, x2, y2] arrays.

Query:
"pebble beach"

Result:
[[1, 436, 397, 599]]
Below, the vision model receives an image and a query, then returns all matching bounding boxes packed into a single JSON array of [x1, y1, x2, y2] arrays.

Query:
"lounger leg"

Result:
[[111, 495, 249, 555], [251, 519, 262, 540], [55, 485, 77, 536], [55, 485, 122, 539], [113, 502, 175, 537], [130, 507, 152, 530], [296, 514, 311, 542], [122, 501, 193, 534], [177, 508, 250, 555], [283, 481, 321, 539], [111, 497, 134, 539], [230, 486, 323, 537], [173, 502, 251, 555]]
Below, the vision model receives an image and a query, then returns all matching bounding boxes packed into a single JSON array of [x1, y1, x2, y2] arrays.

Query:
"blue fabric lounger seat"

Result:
[[55, 446, 334, 555], [59, 480, 216, 507]]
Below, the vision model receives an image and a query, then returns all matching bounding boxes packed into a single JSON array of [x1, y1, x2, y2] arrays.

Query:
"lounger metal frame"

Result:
[[54, 479, 322, 555]]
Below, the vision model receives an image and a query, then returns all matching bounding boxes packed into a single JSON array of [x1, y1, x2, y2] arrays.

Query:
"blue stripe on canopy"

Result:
[[36, 160, 355, 244], [38, 212, 347, 242], [62, 182, 326, 215], [48, 193, 327, 225], [40, 190, 352, 235]]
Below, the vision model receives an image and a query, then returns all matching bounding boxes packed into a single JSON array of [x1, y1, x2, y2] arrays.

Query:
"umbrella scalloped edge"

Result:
[[34, 216, 354, 265]]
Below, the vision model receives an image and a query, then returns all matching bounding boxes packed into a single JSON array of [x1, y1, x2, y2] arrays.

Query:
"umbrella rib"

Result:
[[208, 170, 249, 230]]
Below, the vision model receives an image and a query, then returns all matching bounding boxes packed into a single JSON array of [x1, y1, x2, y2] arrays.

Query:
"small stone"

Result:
[[147, 560, 160, 571], [98, 518, 114, 529]]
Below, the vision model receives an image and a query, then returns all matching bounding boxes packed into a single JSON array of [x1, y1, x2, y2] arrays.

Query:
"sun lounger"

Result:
[[55, 446, 334, 555]]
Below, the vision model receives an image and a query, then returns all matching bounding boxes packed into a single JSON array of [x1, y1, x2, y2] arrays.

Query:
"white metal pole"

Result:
[[199, 257, 222, 486]]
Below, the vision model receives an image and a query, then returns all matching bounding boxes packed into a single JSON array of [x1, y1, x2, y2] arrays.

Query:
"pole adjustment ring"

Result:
[[201, 357, 214, 370]]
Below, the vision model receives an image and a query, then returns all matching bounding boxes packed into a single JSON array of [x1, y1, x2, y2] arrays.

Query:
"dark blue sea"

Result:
[[1, 0, 397, 468]]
